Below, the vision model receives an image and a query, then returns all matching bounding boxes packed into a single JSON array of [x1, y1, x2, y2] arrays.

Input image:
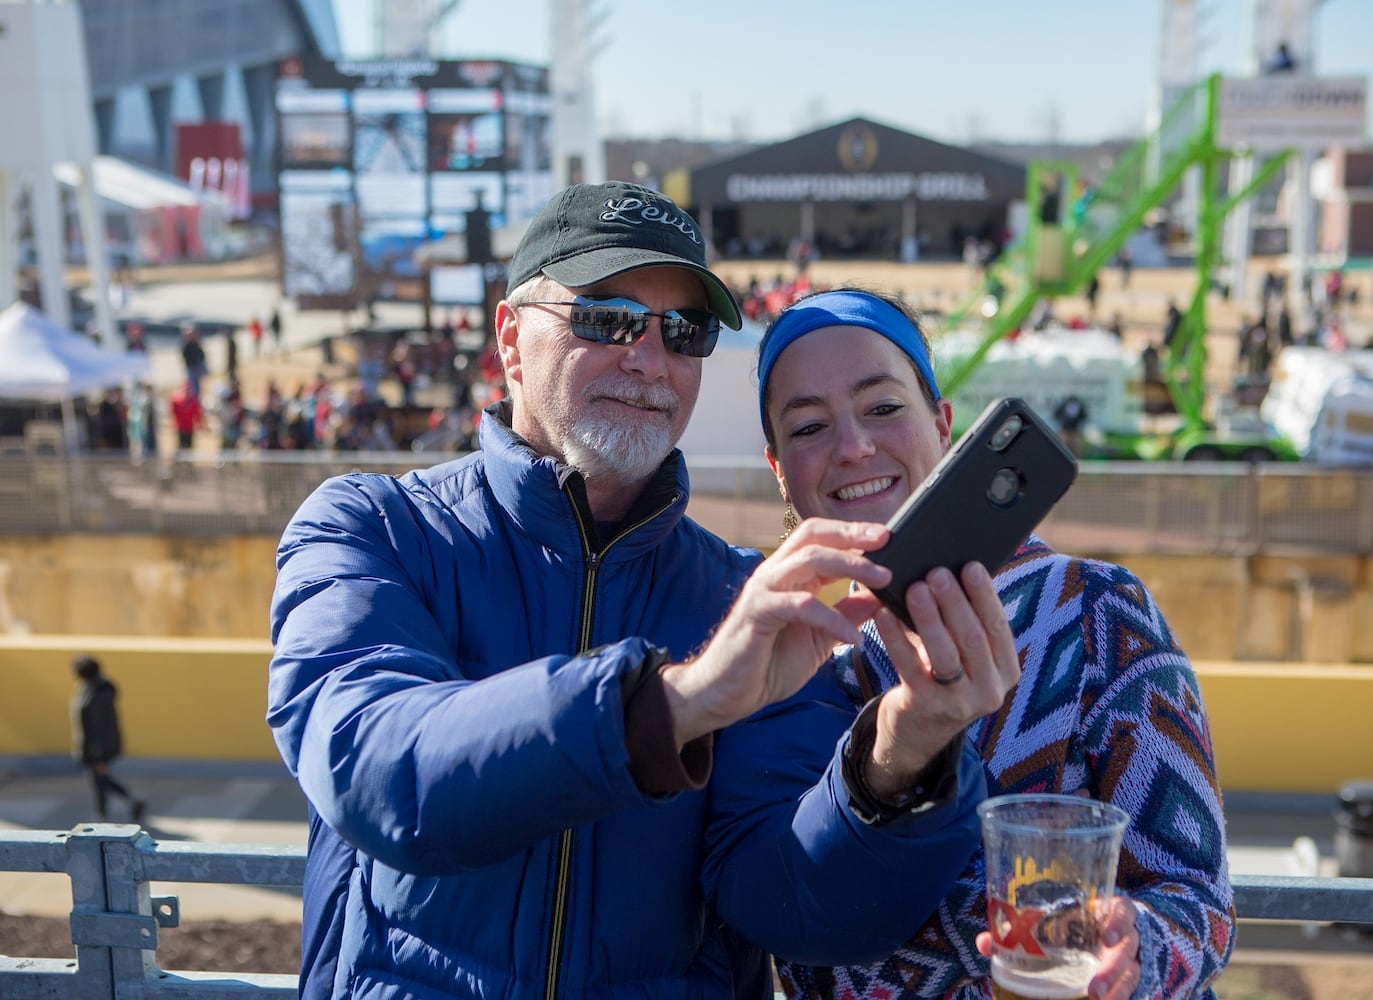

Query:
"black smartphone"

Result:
[[868, 397, 1078, 627]]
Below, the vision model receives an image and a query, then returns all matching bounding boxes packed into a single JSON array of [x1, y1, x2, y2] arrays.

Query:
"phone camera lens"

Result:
[[990, 415, 1023, 452], [987, 467, 1023, 508]]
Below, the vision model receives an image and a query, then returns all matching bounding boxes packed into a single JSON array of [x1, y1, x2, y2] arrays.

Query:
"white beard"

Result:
[[564, 412, 673, 486], [562, 377, 679, 486]]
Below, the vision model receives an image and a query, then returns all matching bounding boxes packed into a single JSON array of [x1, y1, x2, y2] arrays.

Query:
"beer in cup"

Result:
[[978, 793, 1129, 1000]]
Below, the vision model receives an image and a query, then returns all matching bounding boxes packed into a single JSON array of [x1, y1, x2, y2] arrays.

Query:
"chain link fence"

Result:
[[2, 454, 1372, 555]]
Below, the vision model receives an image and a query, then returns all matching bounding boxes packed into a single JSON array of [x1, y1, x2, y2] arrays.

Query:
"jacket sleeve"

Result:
[[701, 670, 987, 967], [1077, 565, 1235, 1000], [266, 475, 667, 875], [779, 558, 1236, 999]]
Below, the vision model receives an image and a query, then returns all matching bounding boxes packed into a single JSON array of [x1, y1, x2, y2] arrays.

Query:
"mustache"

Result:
[[586, 376, 679, 415]]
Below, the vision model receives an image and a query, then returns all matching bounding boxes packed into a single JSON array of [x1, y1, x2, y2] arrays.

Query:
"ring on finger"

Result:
[[931, 665, 965, 686]]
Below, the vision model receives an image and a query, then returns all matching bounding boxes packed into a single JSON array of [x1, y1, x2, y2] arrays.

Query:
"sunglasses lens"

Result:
[[570, 305, 649, 346], [662, 310, 720, 358], [566, 298, 719, 357]]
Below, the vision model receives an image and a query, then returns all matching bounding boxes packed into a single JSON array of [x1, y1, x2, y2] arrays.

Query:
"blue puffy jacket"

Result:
[[268, 405, 985, 999]]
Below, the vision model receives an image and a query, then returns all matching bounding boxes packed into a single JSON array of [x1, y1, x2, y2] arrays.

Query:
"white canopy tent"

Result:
[[0, 300, 150, 450]]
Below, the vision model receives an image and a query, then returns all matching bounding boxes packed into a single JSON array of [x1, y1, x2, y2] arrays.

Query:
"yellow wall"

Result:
[[5, 635, 1370, 793], [1194, 662, 1373, 794], [0, 635, 277, 761]]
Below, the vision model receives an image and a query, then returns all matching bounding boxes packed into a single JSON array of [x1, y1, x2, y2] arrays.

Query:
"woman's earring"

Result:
[[780, 502, 799, 543]]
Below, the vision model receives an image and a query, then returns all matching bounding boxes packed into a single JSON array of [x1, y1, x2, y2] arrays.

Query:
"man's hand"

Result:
[[659, 518, 891, 745], [863, 561, 1021, 799]]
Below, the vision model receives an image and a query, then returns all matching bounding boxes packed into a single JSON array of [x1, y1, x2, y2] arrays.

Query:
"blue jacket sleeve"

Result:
[[267, 475, 659, 874], [702, 672, 987, 966]]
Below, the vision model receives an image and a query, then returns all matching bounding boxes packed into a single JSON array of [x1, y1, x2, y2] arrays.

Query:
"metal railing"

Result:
[[2, 452, 1373, 556], [0, 825, 304, 1000], [0, 824, 1370, 999]]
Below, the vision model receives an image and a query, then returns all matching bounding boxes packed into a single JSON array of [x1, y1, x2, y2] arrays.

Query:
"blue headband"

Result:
[[757, 290, 941, 432]]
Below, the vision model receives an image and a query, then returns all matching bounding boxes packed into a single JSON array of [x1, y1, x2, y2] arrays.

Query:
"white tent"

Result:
[[0, 300, 150, 449], [52, 156, 230, 265]]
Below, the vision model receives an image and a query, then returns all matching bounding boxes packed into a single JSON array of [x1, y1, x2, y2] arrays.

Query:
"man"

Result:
[[70, 656, 146, 823], [268, 182, 992, 999], [180, 323, 207, 399]]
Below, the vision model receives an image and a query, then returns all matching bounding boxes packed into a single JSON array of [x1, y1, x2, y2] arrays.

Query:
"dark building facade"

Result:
[[78, 0, 340, 195], [664, 118, 1027, 260]]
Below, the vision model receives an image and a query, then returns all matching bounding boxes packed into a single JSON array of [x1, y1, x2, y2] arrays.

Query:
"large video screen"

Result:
[[275, 57, 553, 308]]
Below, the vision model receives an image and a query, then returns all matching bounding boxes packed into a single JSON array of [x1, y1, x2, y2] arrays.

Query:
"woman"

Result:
[[758, 288, 1234, 1000]]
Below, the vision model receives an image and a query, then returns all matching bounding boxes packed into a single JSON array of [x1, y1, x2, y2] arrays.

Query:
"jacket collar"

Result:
[[479, 401, 691, 559]]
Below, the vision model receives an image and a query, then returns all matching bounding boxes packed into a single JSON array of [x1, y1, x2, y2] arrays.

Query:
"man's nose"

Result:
[[619, 321, 672, 378]]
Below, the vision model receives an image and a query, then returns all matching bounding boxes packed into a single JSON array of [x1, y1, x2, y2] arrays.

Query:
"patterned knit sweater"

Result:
[[777, 537, 1236, 1000]]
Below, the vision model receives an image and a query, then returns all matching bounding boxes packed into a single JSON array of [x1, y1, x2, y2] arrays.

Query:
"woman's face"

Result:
[[765, 325, 953, 525]]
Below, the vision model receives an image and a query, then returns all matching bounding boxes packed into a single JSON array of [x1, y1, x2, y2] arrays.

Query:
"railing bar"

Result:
[[1233, 873, 1373, 923], [0, 961, 79, 1000], [0, 832, 71, 873], [139, 842, 306, 885], [143, 971, 299, 1000]]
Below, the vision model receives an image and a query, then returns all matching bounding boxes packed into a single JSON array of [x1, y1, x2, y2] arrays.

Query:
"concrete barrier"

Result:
[[4, 636, 1371, 793], [1, 635, 276, 762]]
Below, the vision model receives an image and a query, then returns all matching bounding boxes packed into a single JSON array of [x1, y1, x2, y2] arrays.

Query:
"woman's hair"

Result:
[[73, 656, 101, 680], [757, 286, 939, 450]]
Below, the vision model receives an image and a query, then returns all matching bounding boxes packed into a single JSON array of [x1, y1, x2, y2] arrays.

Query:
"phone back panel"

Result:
[[869, 397, 1078, 624]]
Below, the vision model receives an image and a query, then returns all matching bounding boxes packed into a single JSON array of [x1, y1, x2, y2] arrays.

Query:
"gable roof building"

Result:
[[663, 117, 1026, 260]]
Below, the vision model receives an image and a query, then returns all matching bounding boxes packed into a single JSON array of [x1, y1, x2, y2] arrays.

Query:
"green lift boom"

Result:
[[936, 74, 1299, 461]]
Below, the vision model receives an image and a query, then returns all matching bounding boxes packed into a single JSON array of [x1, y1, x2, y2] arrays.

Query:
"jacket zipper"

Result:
[[542, 490, 680, 1000]]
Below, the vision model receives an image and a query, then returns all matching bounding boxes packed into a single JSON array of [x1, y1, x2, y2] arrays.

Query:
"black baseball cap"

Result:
[[506, 181, 742, 330]]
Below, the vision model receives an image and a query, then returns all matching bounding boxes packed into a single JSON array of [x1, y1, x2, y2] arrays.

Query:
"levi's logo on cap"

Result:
[[598, 197, 702, 246]]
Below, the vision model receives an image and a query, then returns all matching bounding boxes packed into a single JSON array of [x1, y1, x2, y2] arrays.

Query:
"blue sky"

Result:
[[330, 0, 1372, 145]]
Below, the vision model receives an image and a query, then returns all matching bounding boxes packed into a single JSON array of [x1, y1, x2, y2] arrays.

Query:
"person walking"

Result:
[[70, 656, 147, 824], [180, 323, 208, 399]]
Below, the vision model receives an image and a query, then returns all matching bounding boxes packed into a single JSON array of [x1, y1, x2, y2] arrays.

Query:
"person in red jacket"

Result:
[[169, 380, 205, 451]]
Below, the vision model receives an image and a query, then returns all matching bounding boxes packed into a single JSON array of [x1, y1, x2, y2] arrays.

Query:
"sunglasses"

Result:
[[517, 296, 721, 358]]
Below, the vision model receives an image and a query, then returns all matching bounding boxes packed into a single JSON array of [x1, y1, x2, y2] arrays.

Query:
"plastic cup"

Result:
[[978, 793, 1130, 1000]]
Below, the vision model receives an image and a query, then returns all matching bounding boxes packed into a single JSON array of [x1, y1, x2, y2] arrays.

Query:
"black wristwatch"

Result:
[[841, 698, 963, 826]]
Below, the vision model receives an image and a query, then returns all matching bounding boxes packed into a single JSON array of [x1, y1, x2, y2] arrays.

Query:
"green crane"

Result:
[[936, 74, 1299, 461]]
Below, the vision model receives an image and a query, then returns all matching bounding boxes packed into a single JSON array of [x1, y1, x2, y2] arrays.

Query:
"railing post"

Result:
[[67, 823, 161, 1000]]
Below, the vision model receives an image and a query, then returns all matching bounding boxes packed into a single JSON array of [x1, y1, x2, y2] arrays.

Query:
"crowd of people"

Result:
[[81, 317, 508, 458]]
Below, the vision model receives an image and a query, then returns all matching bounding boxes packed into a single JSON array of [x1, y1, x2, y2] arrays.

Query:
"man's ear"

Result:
[[494, 300, 522, 386]]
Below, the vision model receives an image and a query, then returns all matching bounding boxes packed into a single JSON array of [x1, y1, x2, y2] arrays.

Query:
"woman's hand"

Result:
[[975, 894, 1142, 1000], [863, 561, 1021, 798], [1088, 896, 1142, 1000]]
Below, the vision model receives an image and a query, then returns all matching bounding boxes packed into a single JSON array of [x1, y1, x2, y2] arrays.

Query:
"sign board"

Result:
[[274, 57, 554, 310], [1218, 76, 1367, 151]]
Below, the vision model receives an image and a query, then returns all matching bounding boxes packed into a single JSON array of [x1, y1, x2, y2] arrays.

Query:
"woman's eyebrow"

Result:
[[777, 372, 901, 419]]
